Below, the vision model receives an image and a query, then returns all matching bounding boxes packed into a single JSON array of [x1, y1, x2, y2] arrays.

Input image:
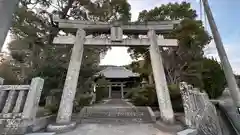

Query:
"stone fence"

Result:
[[0, 77, 44, 134], [178, 82, 222, 135]]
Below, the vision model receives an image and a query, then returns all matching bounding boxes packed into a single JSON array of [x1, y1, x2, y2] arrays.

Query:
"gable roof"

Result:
[[96, 66, 140, 78]]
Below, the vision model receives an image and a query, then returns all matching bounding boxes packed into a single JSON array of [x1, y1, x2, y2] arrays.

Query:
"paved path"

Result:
[[29, 99, 174, 135], [216, 91, 240, 134], [60, 124, 173, 135], [64, 99, 173, 135]]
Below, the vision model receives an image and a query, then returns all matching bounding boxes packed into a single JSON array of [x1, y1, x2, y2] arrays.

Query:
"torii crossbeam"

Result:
[[53, 16, 180, 34], [53, 35, 178, 47]]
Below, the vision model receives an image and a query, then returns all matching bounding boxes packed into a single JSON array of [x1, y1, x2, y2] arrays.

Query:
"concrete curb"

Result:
[[177, 129, 197, 135], [32, 115, 56, 132], [124, 100, 136, 108], [78, 107, 87, 118], [102, 99, 111, 104], [147, 106, 156, 122], [47, 122, 76, 134], [154, 120, 184, 133], [25, 133, 56, 135]]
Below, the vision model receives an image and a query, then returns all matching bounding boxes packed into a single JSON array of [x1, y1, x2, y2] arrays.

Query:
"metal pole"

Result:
[[0, 0, 19, 49], [202, 0, 240, 109]]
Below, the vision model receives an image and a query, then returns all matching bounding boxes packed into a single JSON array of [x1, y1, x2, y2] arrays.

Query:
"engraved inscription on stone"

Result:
[[179, 82, 223, 135], [116, 112, 144, 117], [83, 111, 145, 118], [197, 104, 221, 135]]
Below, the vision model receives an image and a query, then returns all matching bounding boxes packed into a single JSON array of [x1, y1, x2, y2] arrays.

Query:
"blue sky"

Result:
[[101, 0, 240, 74], [203, 0, 240, 74]]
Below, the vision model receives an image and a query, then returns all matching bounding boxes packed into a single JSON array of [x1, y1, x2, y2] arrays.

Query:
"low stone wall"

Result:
[[179, 82, 223, 135], [0, 77, 45, 135]]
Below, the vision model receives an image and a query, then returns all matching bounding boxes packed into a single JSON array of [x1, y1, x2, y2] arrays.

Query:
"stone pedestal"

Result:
[[46, 122, 76, 134], [148, 30, 174, 123], [47, 29, 85, 133]]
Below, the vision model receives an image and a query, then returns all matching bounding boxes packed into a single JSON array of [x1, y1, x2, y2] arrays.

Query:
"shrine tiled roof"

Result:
[[96, 66, 140, 78]]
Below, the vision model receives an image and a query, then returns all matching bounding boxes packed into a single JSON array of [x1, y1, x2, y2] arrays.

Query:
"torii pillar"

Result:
[[47, 29, 85, 132], [0, 0, 19, 49], [148, 30, 174, 123]]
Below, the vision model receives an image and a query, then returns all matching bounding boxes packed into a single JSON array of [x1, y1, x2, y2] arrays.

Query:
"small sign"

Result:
[[111, 26, 123, 42]]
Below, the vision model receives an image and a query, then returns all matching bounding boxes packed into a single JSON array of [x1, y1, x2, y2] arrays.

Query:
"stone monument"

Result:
[[178, 82, 223, 135]]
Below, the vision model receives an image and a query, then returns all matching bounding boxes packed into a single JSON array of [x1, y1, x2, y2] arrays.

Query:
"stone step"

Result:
[[25, 133, 56, 135], [82, 106, 138, 112], [80, 108, 151, 118], [82, 115, 152, 121], [81, 112, 149, 118], [81, 106, 150, 114], [77, 106, 154, 124], [80, 117, 154, 124]]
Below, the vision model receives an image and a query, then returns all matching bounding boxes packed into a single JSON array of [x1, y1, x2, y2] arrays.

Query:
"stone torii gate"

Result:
[[48, 17, 179, 132]]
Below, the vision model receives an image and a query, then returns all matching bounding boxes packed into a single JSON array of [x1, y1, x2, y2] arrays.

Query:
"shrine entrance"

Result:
[[50, 17, 179, 127], [111, 84, 123, 99], [94, 66, 140, 99]]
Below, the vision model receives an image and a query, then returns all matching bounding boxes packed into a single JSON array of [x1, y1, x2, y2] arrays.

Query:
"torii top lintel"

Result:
[[53, 17, 180, 35]]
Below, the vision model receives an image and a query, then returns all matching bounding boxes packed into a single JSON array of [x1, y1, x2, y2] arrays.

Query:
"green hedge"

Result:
[[45, 93, 93, 114], [126, 84, 183, 112], [73, 94, 92, 113], [95, 86, 108, 102]]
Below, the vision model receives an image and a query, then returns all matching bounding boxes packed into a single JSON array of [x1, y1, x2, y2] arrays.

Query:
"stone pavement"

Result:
[[78, 98, 154, 124], [213, 89, 240, 134], [65, 99, 174, 135], [58, 123, 173, 135], [29, 99, 176, 135]]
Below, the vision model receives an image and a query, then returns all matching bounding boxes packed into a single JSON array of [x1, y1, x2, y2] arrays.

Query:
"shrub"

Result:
[[138, 85, 157, 106], [126, 84, 184, 112], [94, 78, 109, 102], [168, 84, 181, 100], [201, 58, 226, 99], [45, 104, 59, 114], [168, 84, 183, 112], [183, 58, 226, 99], [95, 86, 108, 102], [124, 87, 140, 99], [126, 85, 157, 107], [36, 107, 52, 117], [73, 93, 92, 113]]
